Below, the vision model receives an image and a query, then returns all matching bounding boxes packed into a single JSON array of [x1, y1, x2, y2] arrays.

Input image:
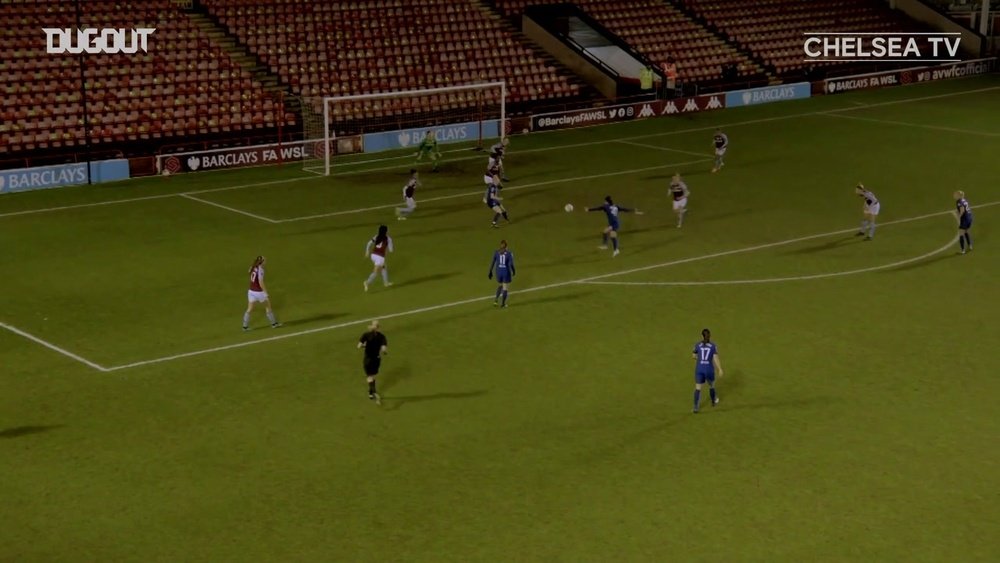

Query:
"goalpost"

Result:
[[301, 81, 506, 176]]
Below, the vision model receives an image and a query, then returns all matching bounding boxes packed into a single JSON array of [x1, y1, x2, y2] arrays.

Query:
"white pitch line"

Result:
[[581, 237, 957, 287], [0, 322, 109, 372], [274, 158, 712, 222], [180, 194, 278, 223], [2, 84, 997, 220], [616, 139, 710, 158], [820, 113, 1000, 137], [103, 200, 996, 372]]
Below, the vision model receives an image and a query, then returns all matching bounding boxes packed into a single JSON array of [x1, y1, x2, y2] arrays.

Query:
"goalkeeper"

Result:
[[415, 130, 441, 172]]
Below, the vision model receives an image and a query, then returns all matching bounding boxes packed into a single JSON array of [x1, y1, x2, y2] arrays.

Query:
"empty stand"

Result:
[[201, 0, 586, 123], [0, 0, 288, 156], [491, 0, 764, 84]]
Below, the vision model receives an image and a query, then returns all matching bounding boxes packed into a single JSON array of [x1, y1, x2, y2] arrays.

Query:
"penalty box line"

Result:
[[0, 321, 109, 372], [102, 201, 993, 372], [1, 84, 996, 222]]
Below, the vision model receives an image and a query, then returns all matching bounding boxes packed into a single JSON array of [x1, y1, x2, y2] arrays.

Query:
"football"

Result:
[[564, 203, 574, 212]]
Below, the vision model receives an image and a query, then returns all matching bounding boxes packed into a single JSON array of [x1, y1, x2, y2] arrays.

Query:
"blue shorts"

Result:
[[495, 271, 512, 284], [960, 216, 973, 230], [486, 200, 500, 209], [608, 221, 620, 232], [695, 370, 715, 384]]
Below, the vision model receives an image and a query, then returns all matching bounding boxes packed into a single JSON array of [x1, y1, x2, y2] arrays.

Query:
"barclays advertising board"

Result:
[[0, 160, 129, 194], [725, 83, 810, 108], [363, 120, 501, 153]]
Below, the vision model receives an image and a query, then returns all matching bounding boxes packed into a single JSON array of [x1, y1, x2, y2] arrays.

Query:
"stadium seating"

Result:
[[200, 0, 586, 122], [680, 0, 926, 75], [0, 0, 288, 156], [489, 0, 764, 84]]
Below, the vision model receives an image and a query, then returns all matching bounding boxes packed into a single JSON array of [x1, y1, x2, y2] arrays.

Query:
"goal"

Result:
[[301, 82, 507, 176]]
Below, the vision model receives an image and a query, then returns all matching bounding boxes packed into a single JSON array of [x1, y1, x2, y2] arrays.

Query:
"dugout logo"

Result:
[[44, 28, 155, 54]]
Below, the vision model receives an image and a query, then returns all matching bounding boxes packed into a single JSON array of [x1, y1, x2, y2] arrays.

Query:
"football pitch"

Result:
[[2, 75, 999, 561]]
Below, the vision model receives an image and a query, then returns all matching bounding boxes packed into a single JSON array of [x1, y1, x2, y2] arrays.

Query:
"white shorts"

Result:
[[370, 254, 386, 267], [673, 197, 688, 211], [247, 290, 269, 303], [865, 203, 881, 216], [715, 147, 727, 157], [404, 197, 416, 209], [483, 175, 494, 185]]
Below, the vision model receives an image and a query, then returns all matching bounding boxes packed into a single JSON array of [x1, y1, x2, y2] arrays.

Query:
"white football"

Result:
[[564, 203, 574, 212], [161, 168, 171, 177]]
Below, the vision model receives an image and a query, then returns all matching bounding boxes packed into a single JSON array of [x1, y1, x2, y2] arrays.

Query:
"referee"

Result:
[[357, 320, 388, 405]]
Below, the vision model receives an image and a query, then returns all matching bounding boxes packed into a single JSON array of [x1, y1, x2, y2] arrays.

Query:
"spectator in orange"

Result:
[[661, 57, 678, 97]]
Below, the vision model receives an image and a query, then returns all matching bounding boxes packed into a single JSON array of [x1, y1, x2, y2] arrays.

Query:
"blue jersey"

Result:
[[490, 249, 515, 282], [589, 202, 631, 229], [693, 341, 718, 374], [485, 184, 501, 207], [957, 197, 973, 227]]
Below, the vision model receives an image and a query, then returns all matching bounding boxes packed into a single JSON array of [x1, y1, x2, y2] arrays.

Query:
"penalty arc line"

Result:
[[102, 200, 997, 372], [579, 237, 958, 287], [1, 84, 996, 221], [0, 322, 110, 372]]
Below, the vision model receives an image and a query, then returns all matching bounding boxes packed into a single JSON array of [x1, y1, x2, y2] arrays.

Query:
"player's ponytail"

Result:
[[499, 239, 507, 250], [374, 225, 388, 245], [249, 255, 263, 273], [702, 328, 711, 342]]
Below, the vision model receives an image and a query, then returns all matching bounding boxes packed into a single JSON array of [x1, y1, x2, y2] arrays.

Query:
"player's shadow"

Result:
[[281, 312, 349, 327], [383, 389, 489, 411], [0, 425, 64, 439], [396, 271, 462, 287], [784, 235, 857, 255], [379, 361, 415, 394], [881, 251, 960, 272], [715, 395, 835, 412]]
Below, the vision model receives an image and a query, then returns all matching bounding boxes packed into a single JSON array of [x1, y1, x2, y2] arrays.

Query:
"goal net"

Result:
[[302, 82, 506, 176]]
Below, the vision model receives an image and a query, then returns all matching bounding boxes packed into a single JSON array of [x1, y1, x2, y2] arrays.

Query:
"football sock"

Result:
[[366, 272, 377, 285], [964, 233, 972, 248], [368, 380, 376, 395], [693, 389, 701, 410], [612, 237, 619, 251], [495, 286, 503, 300], [868, 222, 876, 238], [381, 269, 390, 284], [602, 233, 609, 245], [265, 310, 277, 325], [714, 156, 722, 167], [492, 213, 501, 224], [709, 387, 717, 403], [501, 211, 509, 221], [501, 290, 508, 306], [242, 312, 250, 328], [959, 236, 966, 250], [859, 219, 869, 233]]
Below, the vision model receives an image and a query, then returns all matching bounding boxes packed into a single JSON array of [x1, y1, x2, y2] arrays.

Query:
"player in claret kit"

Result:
[[484, 163, 510, 228], [395, 169, 419, 220], [363, 224, 394, 291], [855, 183, 880, 241], [488, 239, 515, 308], [711, 128, 728, 173], [670, 173, 690, 228], [954, 190, 973, 254], [489, 137, 510, 181], [587, 195, 643, 257], [242, 255, 281, 331]]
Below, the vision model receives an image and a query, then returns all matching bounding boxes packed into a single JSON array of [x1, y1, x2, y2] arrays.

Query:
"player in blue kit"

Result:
[[487, 239, 515, 308], [692, 328, 724, 413], [954, 190, 973, 254], [586, 196, 642, 257]]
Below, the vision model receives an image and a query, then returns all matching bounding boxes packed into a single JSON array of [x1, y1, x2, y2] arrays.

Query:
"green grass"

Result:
[[2, 75, 999, 562]]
